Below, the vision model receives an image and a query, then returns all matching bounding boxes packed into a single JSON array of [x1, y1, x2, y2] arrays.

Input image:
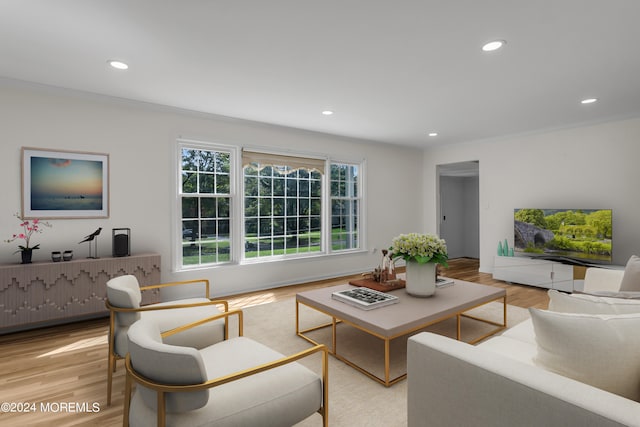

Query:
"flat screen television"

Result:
[[513, 208, 612, 265]]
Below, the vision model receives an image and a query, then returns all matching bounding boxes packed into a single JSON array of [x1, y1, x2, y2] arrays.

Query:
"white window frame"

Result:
[[241, 149, 326, 263], [328, 159, 365, 254], [174, 139, 238, 270], [174, 140, 365, 271]]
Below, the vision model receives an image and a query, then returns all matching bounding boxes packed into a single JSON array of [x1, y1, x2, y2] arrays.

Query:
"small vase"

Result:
[[405, 261, 437, 297], [21, 249, 33, 264]]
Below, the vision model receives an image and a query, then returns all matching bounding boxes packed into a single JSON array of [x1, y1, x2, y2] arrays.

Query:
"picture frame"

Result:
[[21, 147, 109, 219]]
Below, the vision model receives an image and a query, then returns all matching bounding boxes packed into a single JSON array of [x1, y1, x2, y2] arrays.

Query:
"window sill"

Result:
[[175, 248, 368, 272], [240, 248, 368, 265]]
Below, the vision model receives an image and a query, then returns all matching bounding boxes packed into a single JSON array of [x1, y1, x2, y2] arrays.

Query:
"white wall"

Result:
[[0, 79, 424, 297], [424, 118, 640, 272], [462, 175, 480, 258]]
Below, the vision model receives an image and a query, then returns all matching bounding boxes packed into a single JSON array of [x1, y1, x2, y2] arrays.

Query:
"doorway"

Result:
[[437, 161, 479, 259]]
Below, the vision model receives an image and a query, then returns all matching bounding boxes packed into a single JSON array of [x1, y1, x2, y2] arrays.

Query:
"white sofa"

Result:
[[407, 266, 640, 427]]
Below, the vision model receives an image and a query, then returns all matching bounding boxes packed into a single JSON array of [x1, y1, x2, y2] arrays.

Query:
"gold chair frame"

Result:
[[106, 278, 229, 406], [123, 311, 329, 427]]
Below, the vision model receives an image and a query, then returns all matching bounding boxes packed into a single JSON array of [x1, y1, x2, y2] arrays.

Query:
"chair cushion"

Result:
[[127, 319, 209, 412], [530, 308, 640, 401], [129, 337, 323, 427], [107, 275, 143, 327], [620, 255, 640, 291], [114, 298, 225, 357], [547, 289, 640, 314]]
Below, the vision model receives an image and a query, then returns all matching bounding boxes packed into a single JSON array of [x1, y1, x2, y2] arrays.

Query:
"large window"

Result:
[[179, 145, 232, 266], [243, 151, 324, 259], [177, 142, 362, 269]]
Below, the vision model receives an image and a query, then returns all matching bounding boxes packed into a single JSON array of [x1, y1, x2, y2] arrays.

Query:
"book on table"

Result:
[[436, 277, 455, 288], [331, 287, 399, 310]]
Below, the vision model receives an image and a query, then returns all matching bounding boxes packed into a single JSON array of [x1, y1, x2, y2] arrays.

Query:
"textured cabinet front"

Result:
[[0, 253, 160, 333]]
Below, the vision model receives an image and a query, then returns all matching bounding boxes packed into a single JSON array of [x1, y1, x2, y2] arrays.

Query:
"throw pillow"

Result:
[[547, 289, 640, 314], [620, 255, 640, 291], [530, 308, 640, 401]]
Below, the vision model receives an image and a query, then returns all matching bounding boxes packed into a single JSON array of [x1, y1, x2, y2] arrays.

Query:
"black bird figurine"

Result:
[[79, 227, 102, 243], [79, 227, 102, 258]]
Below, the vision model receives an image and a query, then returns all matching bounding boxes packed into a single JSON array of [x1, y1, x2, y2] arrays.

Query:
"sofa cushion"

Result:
[[530, 308, 640, 401], [547, 289, 640, 314], [584, 291, 640, 299], [477, 335, 537, 366], [620, 255, 640, 291], [500, 318, 536, 345]]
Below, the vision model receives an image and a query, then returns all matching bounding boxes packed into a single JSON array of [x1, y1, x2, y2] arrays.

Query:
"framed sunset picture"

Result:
[[21, 147, 109, 219]]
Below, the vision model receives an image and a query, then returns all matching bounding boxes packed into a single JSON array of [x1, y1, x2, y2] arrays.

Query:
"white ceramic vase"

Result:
[[405, 261, 436, 297]]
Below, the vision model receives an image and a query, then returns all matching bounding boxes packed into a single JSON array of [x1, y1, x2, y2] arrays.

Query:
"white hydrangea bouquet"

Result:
[[389, 233, 448, 266]]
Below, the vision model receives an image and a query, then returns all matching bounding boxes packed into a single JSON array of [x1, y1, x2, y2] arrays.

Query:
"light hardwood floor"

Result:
[[0, 258, 548, 426]]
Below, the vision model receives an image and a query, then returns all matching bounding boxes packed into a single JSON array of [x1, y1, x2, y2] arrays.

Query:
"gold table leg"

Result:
[[296, 294, 507, 386]]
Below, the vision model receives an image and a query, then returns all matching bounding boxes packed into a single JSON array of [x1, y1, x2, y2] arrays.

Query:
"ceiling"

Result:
[[2, 1, 640, 148]]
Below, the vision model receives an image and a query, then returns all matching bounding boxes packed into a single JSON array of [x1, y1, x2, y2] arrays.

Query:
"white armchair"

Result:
[[106, 275, 229, 405], [583, 267, 625, 293], [123, 312, 328, 427]]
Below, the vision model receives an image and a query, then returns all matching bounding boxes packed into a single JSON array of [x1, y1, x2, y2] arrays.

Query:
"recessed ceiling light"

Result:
[[428, 132, 438, 137], [482, 40, 506, 52], [322, 110, 334, 116], [581, 98, 598, 104], [108, 60, 129, 70]]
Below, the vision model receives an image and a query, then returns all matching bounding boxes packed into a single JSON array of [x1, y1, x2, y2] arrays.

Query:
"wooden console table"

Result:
[[0, 253, 161, 334]]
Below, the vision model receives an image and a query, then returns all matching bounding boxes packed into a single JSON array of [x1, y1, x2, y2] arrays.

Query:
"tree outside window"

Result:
[[330, 163, 359, 250], [180, 146, 231, 266], [244, 163, 322, 259], [177, 142, 362, 269]]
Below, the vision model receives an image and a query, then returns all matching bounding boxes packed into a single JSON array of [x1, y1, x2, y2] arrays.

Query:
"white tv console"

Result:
[[493, 256, 625, 292], [493, 256, 583, 292]]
